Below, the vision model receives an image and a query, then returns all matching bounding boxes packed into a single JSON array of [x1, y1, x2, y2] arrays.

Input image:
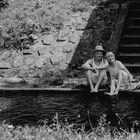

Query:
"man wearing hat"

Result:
[[81, 45, 108, 93]]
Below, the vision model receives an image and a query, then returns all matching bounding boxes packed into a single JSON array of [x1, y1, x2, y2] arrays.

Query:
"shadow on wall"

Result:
[[65, 0, 122, 78]]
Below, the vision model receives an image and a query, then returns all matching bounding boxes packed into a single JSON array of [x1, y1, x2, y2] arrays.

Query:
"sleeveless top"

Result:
[[107, 60, 125, 79]]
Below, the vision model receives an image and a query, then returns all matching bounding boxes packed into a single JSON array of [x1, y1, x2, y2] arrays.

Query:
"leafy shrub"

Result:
[[0, 0, 106, 50], [0, 0, 9, 11], [71, 0, 91, 12]]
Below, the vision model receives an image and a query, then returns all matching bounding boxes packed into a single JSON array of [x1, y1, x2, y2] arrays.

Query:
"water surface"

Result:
[[0, 90, 140, 129]]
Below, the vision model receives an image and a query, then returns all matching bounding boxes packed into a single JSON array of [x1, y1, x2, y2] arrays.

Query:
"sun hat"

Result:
[[93, 45, 106, 54]]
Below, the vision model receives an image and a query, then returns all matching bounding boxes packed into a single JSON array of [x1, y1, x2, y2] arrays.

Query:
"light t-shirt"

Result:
[[107, 60, 125, 79]]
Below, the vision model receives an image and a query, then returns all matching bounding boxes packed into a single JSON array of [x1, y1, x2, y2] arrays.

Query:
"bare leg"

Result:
[[85, 70, 94, 92], [106, 79, 115, 95], [114, 70, 123, 95], [94, 70, 107, 92], [121, 71, 131, 90], [110, 80, 115, 95]]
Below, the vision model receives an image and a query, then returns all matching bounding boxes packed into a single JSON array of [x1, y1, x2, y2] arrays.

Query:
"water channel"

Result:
[[0, 90, 140, 130]]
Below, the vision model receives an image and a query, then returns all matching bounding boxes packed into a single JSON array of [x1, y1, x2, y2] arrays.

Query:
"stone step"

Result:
[[119, 45, 140, 53], [129, 17, 140, 20], [124, 63, 140, 67], [128, 6, 140, 11], [123, 35, 140, 37], [129, 2, 140, 9], [118, 53, 140, 63], [129, 9, 140, 12], [124, 63, 140, 73], [124, 26, 140, 35], [118, 1, 140, 74], [129, 0, 140, 1], [119, 53, 140, 57], [120, 44, 140, 47], [128, 0, 139, 1], [127, 11, 140, 18], [121, 35, 140, 44], [126, 26, 140, 28], [126, 18, 140, 28]]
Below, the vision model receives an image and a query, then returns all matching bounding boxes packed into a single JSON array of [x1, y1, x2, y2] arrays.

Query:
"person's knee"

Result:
[[122, 71, 128, 78], [120, 70, 129, 82], [97, 70, 108, 86], [99, 70, 107, 77], [85, 70, 91, 76], [119, 70, 123, 77], [85, 70, 93, 80]]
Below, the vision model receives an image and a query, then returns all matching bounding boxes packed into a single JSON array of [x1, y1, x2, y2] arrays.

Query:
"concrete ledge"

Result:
[[0, 87, 85, 91], [0, 87, 140, 94], [120, 89, 140, 93]]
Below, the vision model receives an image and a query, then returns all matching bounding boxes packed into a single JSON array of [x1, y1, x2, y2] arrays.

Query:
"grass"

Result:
[[0, 124, 139, 140], [0, 113, 139, 140]]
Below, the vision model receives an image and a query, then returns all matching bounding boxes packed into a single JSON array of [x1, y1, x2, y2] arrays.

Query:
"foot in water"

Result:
[[104, 92, 114, 96], [90, 88, 98, 93]]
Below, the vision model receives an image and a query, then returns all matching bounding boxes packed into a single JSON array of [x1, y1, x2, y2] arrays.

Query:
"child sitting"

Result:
[[105, 52, 139, 95]]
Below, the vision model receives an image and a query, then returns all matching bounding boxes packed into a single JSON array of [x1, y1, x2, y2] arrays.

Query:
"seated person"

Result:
[[81, 45, 109, 93], [105, 51, 139, 95]]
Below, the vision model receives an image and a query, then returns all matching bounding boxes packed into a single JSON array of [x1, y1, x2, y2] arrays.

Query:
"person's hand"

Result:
[[92, 68, 98, 75], [91, 68, 96, 73], [128, 74, 133, 81], [128, 74, 134, 88]]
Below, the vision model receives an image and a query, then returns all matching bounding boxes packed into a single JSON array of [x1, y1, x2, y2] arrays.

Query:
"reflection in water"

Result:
[[0, 97, 11, 111], [0, 91, 140, 129]]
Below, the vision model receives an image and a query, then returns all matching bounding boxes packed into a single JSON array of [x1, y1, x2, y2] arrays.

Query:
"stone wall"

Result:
[[0, 8, 94, 84]]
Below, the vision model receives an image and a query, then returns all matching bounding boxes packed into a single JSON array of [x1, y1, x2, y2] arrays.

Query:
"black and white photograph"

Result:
[[0, 0, 140, 139]]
